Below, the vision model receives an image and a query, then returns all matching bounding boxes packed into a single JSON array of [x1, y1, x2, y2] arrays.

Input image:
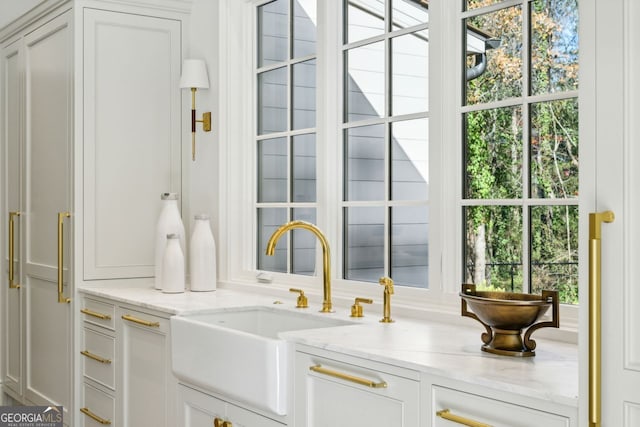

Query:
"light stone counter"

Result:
[[281, 319, 578, 408], [79, 282, 283, 314], [78, 282, 578, 408]]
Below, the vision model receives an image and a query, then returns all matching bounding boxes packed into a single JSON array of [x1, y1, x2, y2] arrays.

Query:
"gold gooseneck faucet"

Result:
[[379, 277, 394, 323], [265, 221, 333, 313]]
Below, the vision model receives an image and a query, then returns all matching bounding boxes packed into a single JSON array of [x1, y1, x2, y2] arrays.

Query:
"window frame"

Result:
[[460, 1, 580, 300], [218, 0, 578, 332], [341, 1, 431, 287], [254, 0, 320, 275]]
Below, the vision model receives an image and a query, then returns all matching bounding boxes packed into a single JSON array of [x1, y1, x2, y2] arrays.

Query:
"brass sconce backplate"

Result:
[[201, 111, 211, 132]]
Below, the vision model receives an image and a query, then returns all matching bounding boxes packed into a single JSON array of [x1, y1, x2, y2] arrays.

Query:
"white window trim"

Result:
[[215, 0, 578, 342]]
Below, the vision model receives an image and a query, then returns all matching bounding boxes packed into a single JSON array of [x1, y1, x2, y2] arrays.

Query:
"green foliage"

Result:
[[464, 0, 579, 304]]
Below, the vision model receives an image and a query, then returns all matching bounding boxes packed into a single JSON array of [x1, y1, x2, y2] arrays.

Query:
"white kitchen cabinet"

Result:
[[118, 306, 176, 427], [79, 294, 177, 427], [431, 384, 573, 427], [2, 0, 186, 423], [293, 346, 420, 427], [1, 35, 23, 401], [178, 384, 225, 427], [178, 384, 285, 427], [23, 11, 74, 417], [583, 0, 640, 424], [1, 6, 74, 423], [82, 7, 183, 280], [81, 382, 116, 427], [79, 296, 116, 426]]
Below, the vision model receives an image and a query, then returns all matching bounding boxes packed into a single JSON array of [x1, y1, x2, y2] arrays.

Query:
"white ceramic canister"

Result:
[[190, 214, 217, 292], [162, 233, 185, 293], [154, 193, 186, 290]]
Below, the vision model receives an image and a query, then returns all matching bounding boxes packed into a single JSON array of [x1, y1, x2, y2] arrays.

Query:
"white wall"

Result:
[[183, 0, 221, 252], [185, 0, 249, 281]]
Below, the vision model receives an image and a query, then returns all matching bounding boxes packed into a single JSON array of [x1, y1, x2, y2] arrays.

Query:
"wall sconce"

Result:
[[179, 59, 211, 161]]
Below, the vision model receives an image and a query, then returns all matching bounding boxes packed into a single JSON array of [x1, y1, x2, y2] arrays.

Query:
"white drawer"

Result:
[[81, 327, 115, 390], [81, 382, 115, 427], [81, 297, 115, 331], [295, 349, 420, 426], [432, 385, 570, 427], [119, 307, 169, 333]]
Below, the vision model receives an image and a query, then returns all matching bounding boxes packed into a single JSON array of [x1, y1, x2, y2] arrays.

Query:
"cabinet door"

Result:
[[2, 37, 23, 399], [178, 384, 284, 427], [294, 351, 420, 427], [587, 0, 640, 425], [22, 10, 73, 422], [83, 9, 182, 280], [118, 307, 176, 427], [226, 403, 284, 427], [178, 384, 226, 427]]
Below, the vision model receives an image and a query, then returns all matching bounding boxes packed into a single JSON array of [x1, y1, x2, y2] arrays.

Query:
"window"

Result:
[[342, 0, 429, 288], [462, 0, 579, 303], [255, 0, 318, 275], [249, 0, 579, 303]]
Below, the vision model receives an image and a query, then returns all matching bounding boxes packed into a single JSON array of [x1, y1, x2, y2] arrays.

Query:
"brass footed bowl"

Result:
[[460, 284, 559, 357]]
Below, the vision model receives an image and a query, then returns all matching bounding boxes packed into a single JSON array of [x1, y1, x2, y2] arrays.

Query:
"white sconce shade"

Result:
[[179, 59, 209, 89], [179, 59, 211, 161]]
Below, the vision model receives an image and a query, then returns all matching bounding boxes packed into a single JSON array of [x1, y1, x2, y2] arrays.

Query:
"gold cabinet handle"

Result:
[[589, 211, 614, 427], [81, 350, 112, 364], [309, 364, 387, 389], [57, 212, 71, 303], [81, 308, 111, 320], [8, 211, 20, 289], [121, 314, 160, 328], [214, 418, 232, 427], [80, 407, 111, 425], [436, 409, 493, 427]]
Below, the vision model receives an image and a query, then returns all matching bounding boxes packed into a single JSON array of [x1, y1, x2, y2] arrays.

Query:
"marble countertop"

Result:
[[79, 282, 579, 408], [79, 282, 282, 314], [282, 319, 578, 407]]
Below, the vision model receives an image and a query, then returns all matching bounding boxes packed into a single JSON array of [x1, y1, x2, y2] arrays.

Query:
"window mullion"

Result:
[[385, 120, 391, 278], [521, 1, 531, 293], [384, 0, 391, 278]]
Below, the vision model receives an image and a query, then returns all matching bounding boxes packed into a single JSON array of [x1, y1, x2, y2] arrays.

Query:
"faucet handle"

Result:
[[379, 277, 394, 294], [350, 297, 373, 318], [289, 288, 308, 308]]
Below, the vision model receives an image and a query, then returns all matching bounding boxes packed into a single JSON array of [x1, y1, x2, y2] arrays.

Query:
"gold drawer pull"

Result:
[[80, 407, 111, 425], [81, 308, 112, 320], [214, 418, 232, 427], [436, 409, 492, 427], [122, 314, 159, 328], [309, 364, 387, 389], [81, 350, 112, 364]]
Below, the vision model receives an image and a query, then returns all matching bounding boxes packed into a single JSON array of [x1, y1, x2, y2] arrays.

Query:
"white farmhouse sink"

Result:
[[170, 306, 352, 415]]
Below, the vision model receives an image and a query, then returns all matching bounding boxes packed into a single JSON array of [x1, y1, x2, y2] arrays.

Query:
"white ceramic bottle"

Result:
[[154, 193, 186, 290], [190, 214, 217, 292], [161, 234, 185, 293]]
